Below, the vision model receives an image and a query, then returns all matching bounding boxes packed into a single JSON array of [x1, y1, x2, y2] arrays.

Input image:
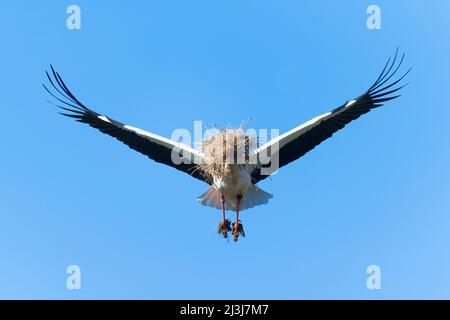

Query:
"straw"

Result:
[[195, 127, 257, 182]]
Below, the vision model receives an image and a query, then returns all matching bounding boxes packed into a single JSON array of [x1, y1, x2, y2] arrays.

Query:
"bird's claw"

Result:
[[231, 220, 245, 242], [218, 219, 231, 238]]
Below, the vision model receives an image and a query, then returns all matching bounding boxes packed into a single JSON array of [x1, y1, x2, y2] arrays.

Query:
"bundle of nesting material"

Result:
[[196, 127, 257, 181]]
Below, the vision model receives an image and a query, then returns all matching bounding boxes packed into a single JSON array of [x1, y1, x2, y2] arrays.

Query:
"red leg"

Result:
[[221, 194, 226, 223], [218, 194, 230, 238], [236, 193, 242, 222], [236, 197, 240, 222], [232, 194, 244, 241]]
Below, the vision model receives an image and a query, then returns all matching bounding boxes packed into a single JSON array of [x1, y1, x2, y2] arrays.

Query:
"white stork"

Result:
[[44, 49, 409, 241]]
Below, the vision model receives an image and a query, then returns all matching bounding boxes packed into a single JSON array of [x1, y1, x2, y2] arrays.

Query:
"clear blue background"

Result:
[[1, 1, 449, 299]]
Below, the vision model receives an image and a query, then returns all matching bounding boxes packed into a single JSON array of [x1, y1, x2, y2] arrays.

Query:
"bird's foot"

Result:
[[231, 220, 245, 242], [218, 219, 231, 238]]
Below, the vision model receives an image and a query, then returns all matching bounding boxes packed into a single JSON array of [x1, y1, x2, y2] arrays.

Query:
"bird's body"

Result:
[[44, 49, 410, 241], [199, 164, 272, 212], [213, 165, 252, 198]]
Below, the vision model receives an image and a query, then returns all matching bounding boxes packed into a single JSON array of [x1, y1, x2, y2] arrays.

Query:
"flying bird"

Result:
[[44, 49, 410, 241]]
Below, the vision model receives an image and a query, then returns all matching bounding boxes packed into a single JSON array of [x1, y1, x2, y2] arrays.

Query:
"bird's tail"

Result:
[[197, 186, 222, 209], [197, 186, 273, 211]]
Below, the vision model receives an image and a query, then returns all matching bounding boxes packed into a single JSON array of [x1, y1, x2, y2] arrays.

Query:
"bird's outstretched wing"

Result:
[[251, 49, 410, 183], [44, 66, 208, 183]]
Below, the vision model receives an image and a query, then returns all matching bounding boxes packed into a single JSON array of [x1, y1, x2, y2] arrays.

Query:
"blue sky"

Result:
[[1, 1, 450, 299]]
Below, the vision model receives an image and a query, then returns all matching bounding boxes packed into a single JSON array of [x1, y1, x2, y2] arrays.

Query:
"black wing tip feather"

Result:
[[252, 48, 411, 184], [43, 65, 90, 120], [367, 48, 411, 105]]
